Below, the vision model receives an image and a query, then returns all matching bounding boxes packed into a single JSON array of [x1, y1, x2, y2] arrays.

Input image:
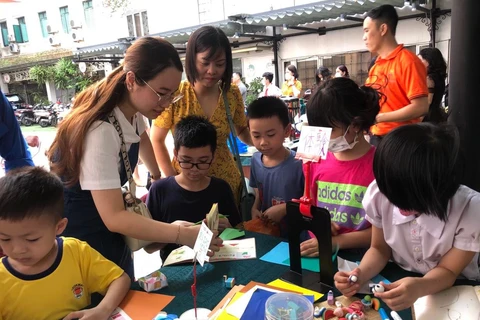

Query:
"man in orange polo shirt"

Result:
[[363, 4, 429, 146]]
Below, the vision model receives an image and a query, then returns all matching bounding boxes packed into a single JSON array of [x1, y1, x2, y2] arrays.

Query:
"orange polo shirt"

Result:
[[366, 44, 428, 136]]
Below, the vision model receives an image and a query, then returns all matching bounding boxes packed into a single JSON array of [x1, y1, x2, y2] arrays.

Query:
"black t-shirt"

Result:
[[146, 176, 241, 260]]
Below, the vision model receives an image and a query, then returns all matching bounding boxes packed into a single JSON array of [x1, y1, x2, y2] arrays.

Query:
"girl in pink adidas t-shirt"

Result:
[[300, 77, 381, 257]]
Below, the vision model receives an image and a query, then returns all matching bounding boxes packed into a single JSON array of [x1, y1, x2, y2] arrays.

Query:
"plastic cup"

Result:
[[265, 292, 314, 320]]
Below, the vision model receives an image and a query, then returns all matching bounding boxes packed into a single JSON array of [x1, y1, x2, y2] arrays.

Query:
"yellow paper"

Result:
[[267, 279, 324, 301], [218, 292, 244, 320]]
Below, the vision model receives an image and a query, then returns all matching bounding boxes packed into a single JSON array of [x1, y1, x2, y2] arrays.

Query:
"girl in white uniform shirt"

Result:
[[48, 37, 221, 278], [334, 123, 480, 311]]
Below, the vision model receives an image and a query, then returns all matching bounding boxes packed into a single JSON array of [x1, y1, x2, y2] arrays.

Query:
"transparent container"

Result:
[[265, 292, 314, 320]]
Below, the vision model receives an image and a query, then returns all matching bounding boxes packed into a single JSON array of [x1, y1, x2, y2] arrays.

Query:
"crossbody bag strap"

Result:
[[223, 92, 248, 197], [108, 112, 136, 197]]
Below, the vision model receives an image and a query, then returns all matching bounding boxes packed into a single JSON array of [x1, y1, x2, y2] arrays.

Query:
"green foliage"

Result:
[[30, 91, 50, 105], [29, 58, 95, 93], [245, 77, 264, 106], [29, 65, 55, 85]]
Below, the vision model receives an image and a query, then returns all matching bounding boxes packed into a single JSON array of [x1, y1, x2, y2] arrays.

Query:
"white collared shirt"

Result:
[[79, 107, 146, 190], [364, 180, 480, 280], [259, 84, 282, 98]]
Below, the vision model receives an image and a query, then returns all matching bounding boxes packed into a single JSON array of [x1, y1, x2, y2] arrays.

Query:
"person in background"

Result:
[[247, 97, 304, 237], [0, 167, 130, 320], [146, 115, 241, 260], [150, 26, 251, 206], [281, 65, 302, 98], [48, 37, 222, 279], [259, 72, 282, 98], [0, 91, 34, 172], [363, 4, 428, 146], [312, 67, 332, 94], [335, 123, 480, 311], [418, 47, 448, 123], [232, 72, 247, 104], [335, 65, 350, 78], [300, 78, 380, 257]]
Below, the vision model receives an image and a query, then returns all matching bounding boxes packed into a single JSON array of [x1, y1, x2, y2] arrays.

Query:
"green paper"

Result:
[[219, 228, 245, 240], [282, 257, 320, 272]]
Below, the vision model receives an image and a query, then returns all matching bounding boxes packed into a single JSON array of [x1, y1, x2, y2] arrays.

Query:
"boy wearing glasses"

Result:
[[146, 115, 241, 259]]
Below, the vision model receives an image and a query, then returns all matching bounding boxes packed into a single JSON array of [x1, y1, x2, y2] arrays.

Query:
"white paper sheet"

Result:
[[133, 248, 162, 280]]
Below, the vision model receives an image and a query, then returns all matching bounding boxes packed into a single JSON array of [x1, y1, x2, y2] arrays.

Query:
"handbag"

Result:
[[223, 92, 255, 222], [108, 113, 153, 251]]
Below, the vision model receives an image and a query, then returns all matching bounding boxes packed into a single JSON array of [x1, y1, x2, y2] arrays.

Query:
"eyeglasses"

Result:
[[178, 160, 213, 170], [139, 78, 183, 104]]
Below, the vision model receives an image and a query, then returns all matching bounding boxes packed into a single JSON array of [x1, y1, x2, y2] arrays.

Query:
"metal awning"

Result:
[[233, 0, 406, 26], [74, 40, 125, 57], [153, 0, 412, 45]]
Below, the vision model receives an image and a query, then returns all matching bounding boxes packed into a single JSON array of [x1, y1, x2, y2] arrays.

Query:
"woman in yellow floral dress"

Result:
[[150, 26, 252, 205]]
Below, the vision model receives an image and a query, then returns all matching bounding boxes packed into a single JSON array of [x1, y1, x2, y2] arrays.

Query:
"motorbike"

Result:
[[38, 109, 58, 127], [14, 108, 35, 126]]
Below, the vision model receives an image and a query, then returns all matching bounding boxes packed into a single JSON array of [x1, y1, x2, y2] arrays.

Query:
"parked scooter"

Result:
[[14, 108, 35, 126], [38, 109, 58, 127]]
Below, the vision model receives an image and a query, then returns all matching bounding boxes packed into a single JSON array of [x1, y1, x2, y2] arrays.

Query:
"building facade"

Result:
[[0, 0, 452, 104]]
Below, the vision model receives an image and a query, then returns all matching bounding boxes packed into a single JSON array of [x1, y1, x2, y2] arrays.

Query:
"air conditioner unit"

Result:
[[70, 19, 82, 29], [48, 34, 61, 46], [8, 34, 16, 43], [9, 43, 20, 53], [71, 30, 84, 42], [46, 25, 58, 34]]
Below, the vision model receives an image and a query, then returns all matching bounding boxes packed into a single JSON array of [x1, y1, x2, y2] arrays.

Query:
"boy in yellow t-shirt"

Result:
[[0, 167, 130, 320]]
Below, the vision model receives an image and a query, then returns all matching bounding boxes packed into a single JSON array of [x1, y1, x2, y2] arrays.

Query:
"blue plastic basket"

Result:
[[227, 133, 248, 154]]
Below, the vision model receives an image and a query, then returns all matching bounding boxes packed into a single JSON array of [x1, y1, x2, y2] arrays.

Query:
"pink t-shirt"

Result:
[[309, 147, 375, 234], [364, 181, 480, 280]]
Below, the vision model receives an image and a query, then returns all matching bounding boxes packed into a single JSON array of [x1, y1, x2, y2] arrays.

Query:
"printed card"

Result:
[[295, 126, 332, 162], [193, 221, 213, 266]]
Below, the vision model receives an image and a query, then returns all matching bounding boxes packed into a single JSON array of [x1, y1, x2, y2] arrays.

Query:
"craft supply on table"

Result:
[[138, 270, 168, 292], [316, 295, 383, 320], [327, 290, 334, 305], [178, 307, 211, 320], [379, 308, 390, 320], [224, 275, 236, 288], [348, 274, 358, 284], [390, 311, 403, 320], [265, 292, 314, 320]]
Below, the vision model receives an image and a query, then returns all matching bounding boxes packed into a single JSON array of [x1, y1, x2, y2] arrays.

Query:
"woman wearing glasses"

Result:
[[48, 37, 221, 278], [151, 26, 252, 206]]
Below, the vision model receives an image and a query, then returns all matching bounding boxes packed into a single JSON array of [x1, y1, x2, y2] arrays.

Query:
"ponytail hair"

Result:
[[306, 77, 381, 131], [48, 37, 182, 186]]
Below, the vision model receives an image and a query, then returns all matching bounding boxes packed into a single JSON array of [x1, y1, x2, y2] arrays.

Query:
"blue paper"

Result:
[[260, 242, 321, 272], [240, 289, 276, 320]]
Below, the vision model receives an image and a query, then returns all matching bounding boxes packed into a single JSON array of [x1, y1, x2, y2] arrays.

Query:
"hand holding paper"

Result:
[[193, 222, 214, 266]]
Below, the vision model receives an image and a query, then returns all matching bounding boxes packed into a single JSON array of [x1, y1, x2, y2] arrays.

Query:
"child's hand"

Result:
[[334, 268, 362, 297], [218, 217, 232, 232], [252, 208, 262, 219], [374, 278, 420, 311], [63, 306, 109, 320], [262, 205, 286, 223], [300, 238, 319, 257], [331, 222, 340, 236]]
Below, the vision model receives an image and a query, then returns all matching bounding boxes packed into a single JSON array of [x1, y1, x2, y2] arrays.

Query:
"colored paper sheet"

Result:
[[240, 289, 277, 320], [260, 242, 321, 272], [268, 279, 323, 301], [117, 290, 174, 319], [218, 292, 245, 320], [219, 228, 245, 240]]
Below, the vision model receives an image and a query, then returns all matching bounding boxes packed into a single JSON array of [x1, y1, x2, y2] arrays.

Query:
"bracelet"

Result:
[[175, 225, 181, 244]]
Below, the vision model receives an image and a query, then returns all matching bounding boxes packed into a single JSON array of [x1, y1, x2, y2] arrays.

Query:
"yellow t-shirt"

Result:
[[153, 81, 248, 203], [281, 80, 302, 97], [0, 237, 124, 320]]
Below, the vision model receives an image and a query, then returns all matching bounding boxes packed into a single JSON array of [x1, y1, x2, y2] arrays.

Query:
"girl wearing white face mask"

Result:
[[281, 65, 302, 97], [300, 77, 381, 257]]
